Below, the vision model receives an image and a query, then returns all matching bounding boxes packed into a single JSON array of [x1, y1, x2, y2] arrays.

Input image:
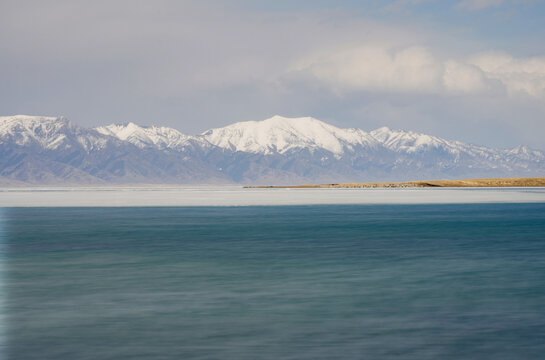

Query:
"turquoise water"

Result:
[[2, 204, 545, 359]]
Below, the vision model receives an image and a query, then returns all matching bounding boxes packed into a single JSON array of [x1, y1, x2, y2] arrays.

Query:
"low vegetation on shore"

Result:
[[246, 177, 545, 188]]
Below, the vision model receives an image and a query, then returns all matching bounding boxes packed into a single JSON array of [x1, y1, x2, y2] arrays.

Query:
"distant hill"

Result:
[[1, 115, 543, 185]]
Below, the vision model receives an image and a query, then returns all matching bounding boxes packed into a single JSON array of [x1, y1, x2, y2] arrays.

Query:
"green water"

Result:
[[2, 204, 545, 359]]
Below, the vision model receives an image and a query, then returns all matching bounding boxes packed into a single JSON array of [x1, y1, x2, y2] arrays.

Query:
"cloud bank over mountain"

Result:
[[295, 47, 545, 98]]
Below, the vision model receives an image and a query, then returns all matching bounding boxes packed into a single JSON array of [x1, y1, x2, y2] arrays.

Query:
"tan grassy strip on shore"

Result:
[[245, 177, 545, 188]]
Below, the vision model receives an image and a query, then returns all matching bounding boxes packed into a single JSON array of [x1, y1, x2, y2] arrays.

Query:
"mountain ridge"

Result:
[[1, 114, 543, 185]]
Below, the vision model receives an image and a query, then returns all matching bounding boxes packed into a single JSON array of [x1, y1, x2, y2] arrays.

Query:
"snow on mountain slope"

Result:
[[202, 115, 379, 155], [0, 115, 111, 151], [505, 145, 545, 162], [369, 126, 510, 162], [367, 126, 545, 177], [370, 126, 468, 154], [0, 116, 229, 184], [96, 122, 209, 151], [0, 115, 73, 149], [1, 114, 544, 184]]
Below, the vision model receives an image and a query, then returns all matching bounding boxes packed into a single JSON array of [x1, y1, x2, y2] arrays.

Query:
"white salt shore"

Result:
[[1, 186, 545, 207]]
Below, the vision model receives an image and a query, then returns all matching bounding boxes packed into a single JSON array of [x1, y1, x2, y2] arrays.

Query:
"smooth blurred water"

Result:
[[3, 204, 545, 359]]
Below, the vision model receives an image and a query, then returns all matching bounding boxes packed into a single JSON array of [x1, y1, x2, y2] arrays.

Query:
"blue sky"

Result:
[[1, 0, 544, 149]]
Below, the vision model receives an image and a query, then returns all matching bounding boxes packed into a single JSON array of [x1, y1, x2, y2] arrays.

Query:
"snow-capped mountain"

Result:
[[0, 115, 228, 184], [370, 126, 465, 153], [370, 126, 544, 170], [0, 115, 112, 152], [0, 114, 543, 184], [95, 122, 211, 151], [202, 115, 379, 155]]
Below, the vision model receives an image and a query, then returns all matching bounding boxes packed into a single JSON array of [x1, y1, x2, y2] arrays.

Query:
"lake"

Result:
[[1, 188, 545, 359]]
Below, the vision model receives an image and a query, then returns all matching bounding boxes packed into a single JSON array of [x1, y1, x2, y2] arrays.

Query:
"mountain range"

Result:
[[0, 114, 543, 185]]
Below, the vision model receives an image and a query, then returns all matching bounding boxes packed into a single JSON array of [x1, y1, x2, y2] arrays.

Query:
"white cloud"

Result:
[[293, 46, 545, 98], [443, 60, 487, 93], [455, 0, 505, 11], [293, 46, 443, 93], [469, 52, 545, 97]]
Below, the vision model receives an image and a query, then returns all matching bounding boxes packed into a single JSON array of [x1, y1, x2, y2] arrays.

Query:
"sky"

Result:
[[1, 0, 545, 149]]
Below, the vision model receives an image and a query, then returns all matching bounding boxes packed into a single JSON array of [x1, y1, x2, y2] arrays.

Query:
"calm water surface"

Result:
[[2, 204, 545, 359]]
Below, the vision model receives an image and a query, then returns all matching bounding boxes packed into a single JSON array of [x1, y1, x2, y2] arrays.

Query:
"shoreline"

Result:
[[244, 177, 545, 189]]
